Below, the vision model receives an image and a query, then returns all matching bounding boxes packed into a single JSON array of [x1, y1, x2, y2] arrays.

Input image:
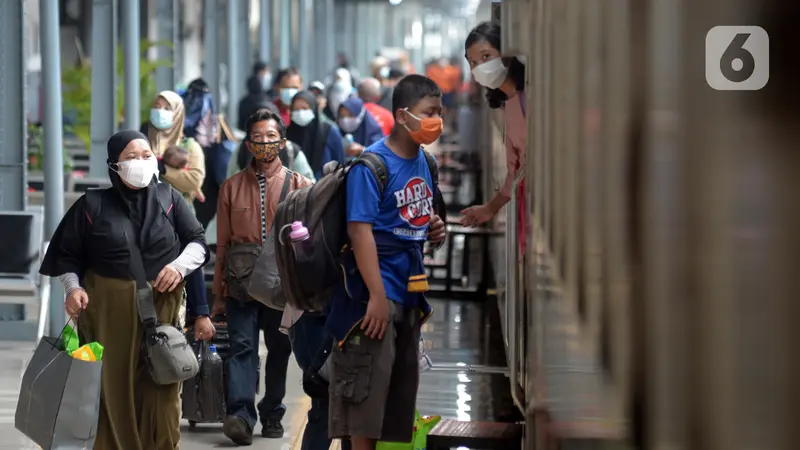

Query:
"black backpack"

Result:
[[273, 150, 444, 312]]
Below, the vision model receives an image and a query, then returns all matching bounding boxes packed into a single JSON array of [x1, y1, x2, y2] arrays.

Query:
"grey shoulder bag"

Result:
[[246, 171, 293, 310], [122, 218, 199, 385]]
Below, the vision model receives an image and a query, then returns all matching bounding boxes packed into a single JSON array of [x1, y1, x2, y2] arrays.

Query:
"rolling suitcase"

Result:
[[183, 316, 262, 428]]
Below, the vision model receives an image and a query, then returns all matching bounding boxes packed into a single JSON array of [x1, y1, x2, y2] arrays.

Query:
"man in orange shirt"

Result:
[[357, 78, 395, 136], [426, 58, 461, 130]]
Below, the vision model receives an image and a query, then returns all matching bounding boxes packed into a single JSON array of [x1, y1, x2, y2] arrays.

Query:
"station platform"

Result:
[[0, 297, 504, 449]]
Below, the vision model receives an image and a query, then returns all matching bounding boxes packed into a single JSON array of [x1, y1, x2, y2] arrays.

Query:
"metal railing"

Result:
[[505, 173, 525, 411], [36, 241, 51, 345]]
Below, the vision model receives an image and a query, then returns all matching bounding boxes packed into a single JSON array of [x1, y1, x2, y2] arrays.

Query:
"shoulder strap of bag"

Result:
[[83, 188, 105, 224], [357, 152, 389, 196], [280, 169, 293, 202], [422, 149, 439, 189], [155, 183, 175, 227], [356, 150, 440, 202], [118, 212, 160, 330]]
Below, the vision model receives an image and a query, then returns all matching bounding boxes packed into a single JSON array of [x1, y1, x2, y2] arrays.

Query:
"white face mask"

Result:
[[339, 116, 361, 133], [291, 109, 315, 127], [261, 73, 272, 91], [280, 88, 299, 106], [471, 58, 509, 90], [115, 158, 158, 188]]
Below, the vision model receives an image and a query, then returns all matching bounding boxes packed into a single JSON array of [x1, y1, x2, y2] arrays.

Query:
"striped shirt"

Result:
[[257, 173, 267, 242]]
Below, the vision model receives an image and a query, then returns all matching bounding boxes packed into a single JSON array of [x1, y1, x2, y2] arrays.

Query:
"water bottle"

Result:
[[343, 134, 357, 161], [206, 344, 222, 365], [289, 221, 315, 264]]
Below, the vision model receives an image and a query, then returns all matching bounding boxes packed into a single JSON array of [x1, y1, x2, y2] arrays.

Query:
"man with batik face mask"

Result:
[[213, 108, 313, 446]]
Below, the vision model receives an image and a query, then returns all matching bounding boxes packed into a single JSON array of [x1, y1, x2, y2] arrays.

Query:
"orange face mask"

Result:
[[403, 109, 443, 145]]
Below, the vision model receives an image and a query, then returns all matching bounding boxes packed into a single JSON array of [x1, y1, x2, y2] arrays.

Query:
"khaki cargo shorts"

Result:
[[328, 303, 421, 442]]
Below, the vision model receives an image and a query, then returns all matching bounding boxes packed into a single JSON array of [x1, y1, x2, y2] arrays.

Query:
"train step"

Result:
[[427, 419, 523, 450]]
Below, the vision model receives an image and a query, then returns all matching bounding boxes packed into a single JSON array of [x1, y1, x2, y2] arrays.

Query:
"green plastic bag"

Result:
[[61, 325, 80, 354], [377, 411, 441, 450], [60, 325, 105, 361]]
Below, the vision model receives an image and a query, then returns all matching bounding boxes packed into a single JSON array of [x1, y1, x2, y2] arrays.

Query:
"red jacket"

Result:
[[364, 102, 395, 136]]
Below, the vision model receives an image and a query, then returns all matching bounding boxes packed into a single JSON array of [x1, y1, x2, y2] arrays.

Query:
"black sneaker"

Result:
[[261, 419, 284, 438], [223, 415, 253, 446]]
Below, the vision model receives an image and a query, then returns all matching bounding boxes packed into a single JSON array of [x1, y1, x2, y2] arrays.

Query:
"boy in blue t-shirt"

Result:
[[327, 75, 447, 449]]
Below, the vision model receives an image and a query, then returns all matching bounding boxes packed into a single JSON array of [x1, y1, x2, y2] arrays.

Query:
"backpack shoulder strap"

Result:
[[422, 149, 439, 188], [279, 169, 293, 202], [155, 183, 176, 227], [83, 188, 106, 225], [357, 152, 389, 196], [422, 149, 447, 221]]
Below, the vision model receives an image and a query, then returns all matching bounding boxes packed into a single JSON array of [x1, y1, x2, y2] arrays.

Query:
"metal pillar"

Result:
[[385, 4, 397, 48], [396, 14, 406, 52], [323, 0, 335, 79], [239, 1, 251, 67], [122, 0, 141, 130], [155, 0, 177, 92], [279, 0, 291, 68], [0, 1, 27, 212], [416, 7, 427, 72], [298, 0, 309, 77], [204, 0, 220, 107], [373, 3, 385, 60], [343, 2, 357, 69], [227, 0, 243, 125], [258, 0, 272, 65], [311, 0, 329, 80], [310, 0, 322, 80], [40, 0, 66, 335], [355, 4, 368, 72], [90, 0, 117, 179]]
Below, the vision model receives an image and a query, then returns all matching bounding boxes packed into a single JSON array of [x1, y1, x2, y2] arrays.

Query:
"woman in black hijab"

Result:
[[40, 130, 212, 450], [286, 90, 345, 179]]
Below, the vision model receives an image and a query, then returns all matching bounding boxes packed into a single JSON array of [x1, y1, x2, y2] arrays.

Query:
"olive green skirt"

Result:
[[78, 270, 185, 450]]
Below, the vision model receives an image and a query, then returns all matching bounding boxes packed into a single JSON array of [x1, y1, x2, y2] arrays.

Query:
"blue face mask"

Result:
[[149, 108, 174, 130], [279, 88, 299, 106]]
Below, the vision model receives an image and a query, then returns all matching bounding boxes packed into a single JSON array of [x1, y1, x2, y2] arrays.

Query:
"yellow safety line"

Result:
[[288, 396, 344, 450], [289, 396, 312, 450]]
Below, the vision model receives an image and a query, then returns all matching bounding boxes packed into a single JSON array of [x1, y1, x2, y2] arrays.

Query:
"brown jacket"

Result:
[[213, 158, 313, 298]]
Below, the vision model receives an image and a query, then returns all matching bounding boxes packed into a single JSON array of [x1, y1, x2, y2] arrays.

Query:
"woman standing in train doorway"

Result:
[[459, 21, 528, 256]]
